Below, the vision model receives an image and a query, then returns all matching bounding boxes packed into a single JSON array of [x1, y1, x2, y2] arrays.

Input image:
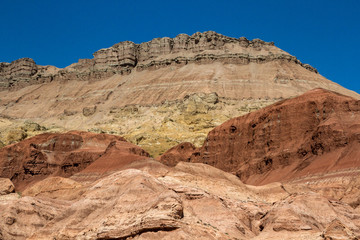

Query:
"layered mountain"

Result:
[[0, 31, 319, 91], [1, 31, 360, 239], [0, 31, 359, 157]]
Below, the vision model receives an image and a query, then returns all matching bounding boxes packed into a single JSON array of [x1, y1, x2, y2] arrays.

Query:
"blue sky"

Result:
[[1, 0, 359, 93]]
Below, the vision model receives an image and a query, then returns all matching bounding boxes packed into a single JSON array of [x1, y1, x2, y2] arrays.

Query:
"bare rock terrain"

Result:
[[0, 178, 14, 195], [0, 96, 359, 239], [0, 31, 359, 156], [160, 89, 360, 185], [0, 155, 359, 239], [0, 32, 360, 239]]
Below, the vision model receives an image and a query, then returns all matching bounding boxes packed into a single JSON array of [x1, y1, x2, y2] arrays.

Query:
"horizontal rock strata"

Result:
[[0, 31, 317, 90]]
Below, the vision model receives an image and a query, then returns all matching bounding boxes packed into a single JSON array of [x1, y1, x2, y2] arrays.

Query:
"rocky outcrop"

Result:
[[0, 58, 38, 89], [0, 58, 61, 90], [0, 31, 318, 90], [258, 192, 360, 238], [0, 131, 149, 190], [156, 142, 196, 166], [0, 178, 15, 195], [22, 176, 84, 200], [82, 106, 97, 116], [160, 88, 360, 185]]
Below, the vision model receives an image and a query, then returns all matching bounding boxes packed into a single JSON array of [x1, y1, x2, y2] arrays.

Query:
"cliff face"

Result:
[[0, 58, 38, 89], [0, 31, 317, 90]]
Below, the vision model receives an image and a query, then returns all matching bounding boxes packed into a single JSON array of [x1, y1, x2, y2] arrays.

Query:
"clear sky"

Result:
[[1, 0, 359, 93]]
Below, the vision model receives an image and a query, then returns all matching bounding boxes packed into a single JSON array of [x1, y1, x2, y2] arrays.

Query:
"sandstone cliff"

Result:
[[0, 31, 319, 90]]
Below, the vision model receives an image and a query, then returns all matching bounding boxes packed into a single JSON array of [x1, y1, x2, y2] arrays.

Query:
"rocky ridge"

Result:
[[0, 31, 317, 90]]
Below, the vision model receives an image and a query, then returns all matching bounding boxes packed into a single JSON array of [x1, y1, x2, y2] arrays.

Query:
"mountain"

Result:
[[0, 32, 360, 239], [0, 31, 359, 156]]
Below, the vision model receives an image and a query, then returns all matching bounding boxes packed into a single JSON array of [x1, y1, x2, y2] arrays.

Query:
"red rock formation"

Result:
[[178, 88, 360, 185], [157, 142, 195, 166], [0, 131, 149, 190]]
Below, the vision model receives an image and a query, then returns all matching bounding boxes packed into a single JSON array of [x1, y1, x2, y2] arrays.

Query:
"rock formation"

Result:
[[155, 142, 196, 167], [0, 131, 149, 190], [0, 178, 15, 195], [160, 88, 360, 186], [0, 31, 320, 90], [1, 31, 360, 240], [0, 156, 359, 239], [0, 91, 277, 157], [0, 111, 359, 239], [0, 31, 359, 155]]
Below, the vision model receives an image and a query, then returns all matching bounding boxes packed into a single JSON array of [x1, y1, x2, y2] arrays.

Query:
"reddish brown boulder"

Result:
[[0, 178, 15, 195], [185, 88, 360, 185], [0, 131, 149, 190], [157, 142, 196, 166]]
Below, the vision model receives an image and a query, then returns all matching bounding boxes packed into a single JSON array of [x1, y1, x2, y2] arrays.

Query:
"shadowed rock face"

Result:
[[0, 131, 149, 190], [159, 88, 360, 185], [0, 58, 39, 89]]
